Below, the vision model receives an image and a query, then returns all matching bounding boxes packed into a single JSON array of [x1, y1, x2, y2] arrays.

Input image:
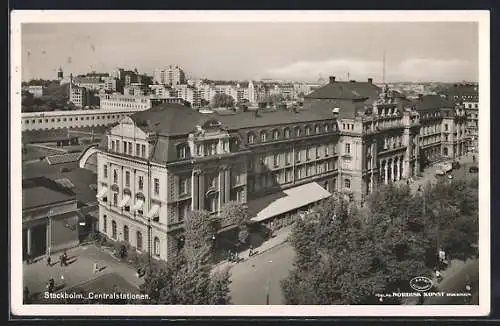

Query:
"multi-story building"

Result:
[[153, 65, 186, 86], [85, 76, 469, 262], [27, 85, 44, 98], [98, 93, 151, 111], [414, 94, 469, 166], [446, 84, 479, 151]]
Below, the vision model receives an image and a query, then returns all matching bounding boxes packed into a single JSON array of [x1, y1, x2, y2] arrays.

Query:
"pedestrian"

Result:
[[93, 263, 99, 274], [435, 270, 442, 282], [46, 255, 52, 267]]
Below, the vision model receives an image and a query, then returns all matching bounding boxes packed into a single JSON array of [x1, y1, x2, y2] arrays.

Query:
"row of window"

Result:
[[247, 122, 337, 144], [24, 114, 127, 125], [248, 144, 342, 170], [103, 165, 160, 195], [110, 140, 147, 158], [248, 160, 338, 192], [102, 216, 161, 256]]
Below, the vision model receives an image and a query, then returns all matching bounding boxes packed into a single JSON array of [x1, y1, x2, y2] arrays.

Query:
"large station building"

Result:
[[79, 76, 470, 262]]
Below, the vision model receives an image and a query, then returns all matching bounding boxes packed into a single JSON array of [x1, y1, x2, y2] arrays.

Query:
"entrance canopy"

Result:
[[248, 182, 331, 223]]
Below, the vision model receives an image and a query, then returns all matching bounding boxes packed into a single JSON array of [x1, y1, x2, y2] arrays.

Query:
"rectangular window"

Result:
[[296, 150, 301, 162], [345, 143, 351, 154], [273, 153, 280, 167], [113, 170, 118, 184], [116, 141, 120, 153], [138, 176, 144, 190], [128, 142, 132, 154], [179, 177, 187, 195], [445, 124, 449, 131], [123, 141, 127, 154], [103, 215, 107, 233], [103, 165, 108, 178], [154, 178, 160, 195], [111, 141, 115, 151], [113, 193, 118, 206], [141, 144, 146, 158], [125, 171, 130, 187], [136, 144, 140, 156]]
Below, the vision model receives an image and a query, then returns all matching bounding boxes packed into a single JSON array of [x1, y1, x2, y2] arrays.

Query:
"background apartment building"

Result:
[[153, 65, 186, 86]]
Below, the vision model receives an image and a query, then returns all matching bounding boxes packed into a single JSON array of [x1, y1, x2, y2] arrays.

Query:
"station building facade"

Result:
[[87, 76, 469, 262]]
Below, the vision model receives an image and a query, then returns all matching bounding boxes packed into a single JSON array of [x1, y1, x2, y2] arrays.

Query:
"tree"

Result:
[[238, 226, 250, 245], [212, 93, 235, 108], [219, 201, 249, 228], [140, 209, 231, 304], [282, 185, 443, 305]]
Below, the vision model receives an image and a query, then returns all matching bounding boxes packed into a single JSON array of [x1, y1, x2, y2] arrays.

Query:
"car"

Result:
[[469, 166, 479, 173], [435, 169, 445, 176], [452, 161, 461, 169], [447, 174, 454, 179]]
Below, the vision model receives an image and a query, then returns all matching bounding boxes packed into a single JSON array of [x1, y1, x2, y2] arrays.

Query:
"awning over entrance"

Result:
[[248, 182, 332, 223], [96, 187, 107, 199], [118, 195, 131, 208], [132, 199, 144, 211], [146, 204, 160, 219]]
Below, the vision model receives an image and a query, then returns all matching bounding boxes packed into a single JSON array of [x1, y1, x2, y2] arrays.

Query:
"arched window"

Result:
[[260, 130, 267, 142], [136, 231, 143, 251], [247, 132, 255, 144], [284, 128, 290, 138], [103, 215, 107, 233], [272, 129, 279, 140], [123, 225, 129, 242], [111, 220, 117, 239], [315, 124, 321, 134], [344, 179, 351, 189], [295, 126, 301, 137], [113, 170, 118, 184], [443, 147, 449, 156], [305, 126, 311, 136], [154, 237, 160, 257], [324, 123, 330, 132]]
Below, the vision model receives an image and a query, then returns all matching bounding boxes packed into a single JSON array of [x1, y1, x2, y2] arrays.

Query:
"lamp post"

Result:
[[147, 216, 152, 274], [265, 259, 273, 305], [47, 209, 53, 256]]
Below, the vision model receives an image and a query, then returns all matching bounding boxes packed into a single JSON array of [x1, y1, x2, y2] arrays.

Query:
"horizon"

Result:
[[22, 22, 479, 84]]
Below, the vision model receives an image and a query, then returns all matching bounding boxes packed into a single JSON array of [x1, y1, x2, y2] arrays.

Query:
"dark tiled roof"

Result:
[[23, 161, 97, 205], [446, 84, 478, 98], [46, 152, 82, 165], [303, 99, 369, 119], [22, 177, 76, 210], [131, 103, 339, 138], [305, 81, 381, 101], [414, 95, 454, 112], [130, 103, 342, 163]]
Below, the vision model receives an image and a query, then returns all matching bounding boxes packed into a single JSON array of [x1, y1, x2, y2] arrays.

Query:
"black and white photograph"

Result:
[[10, 10, 490, 317]]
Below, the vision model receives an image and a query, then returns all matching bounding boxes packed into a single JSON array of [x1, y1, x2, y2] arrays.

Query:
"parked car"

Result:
[[452, 161, 461, 169], [435, 169, 445, 176], [469, 166, 479, 173], [440, 162, 453, 173]]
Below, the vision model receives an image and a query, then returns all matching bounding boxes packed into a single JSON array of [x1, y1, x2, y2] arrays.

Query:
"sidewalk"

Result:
[[211, 225, 293, 274], [23, 244, 142, 298]]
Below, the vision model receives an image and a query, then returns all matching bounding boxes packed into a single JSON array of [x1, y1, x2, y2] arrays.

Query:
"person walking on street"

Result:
[[46, 255, 51, 267]]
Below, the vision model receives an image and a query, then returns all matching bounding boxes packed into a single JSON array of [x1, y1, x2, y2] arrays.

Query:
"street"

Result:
[[23, 244, 141, 300], [229, 242, 295, 305], [425, 258, 479, 305]]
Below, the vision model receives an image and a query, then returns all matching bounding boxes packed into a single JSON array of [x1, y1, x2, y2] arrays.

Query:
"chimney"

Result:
[[368, 78, 373, 84], [329, 76, 336, 83]]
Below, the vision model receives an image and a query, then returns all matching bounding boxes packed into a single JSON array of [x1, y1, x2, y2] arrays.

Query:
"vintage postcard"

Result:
[[10, 10, 490, 317]]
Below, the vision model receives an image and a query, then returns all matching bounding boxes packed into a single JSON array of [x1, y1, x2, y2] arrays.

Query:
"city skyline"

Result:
[[22, 22, 478, 83]]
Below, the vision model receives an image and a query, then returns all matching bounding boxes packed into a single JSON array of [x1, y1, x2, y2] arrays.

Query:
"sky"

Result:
[[21, 22, 478, 83]]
